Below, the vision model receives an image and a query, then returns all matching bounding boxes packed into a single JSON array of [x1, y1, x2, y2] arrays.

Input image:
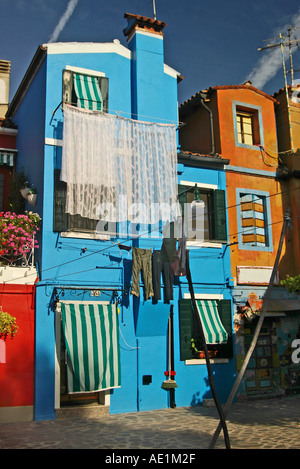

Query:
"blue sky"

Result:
[[1, 0, 300, 106]]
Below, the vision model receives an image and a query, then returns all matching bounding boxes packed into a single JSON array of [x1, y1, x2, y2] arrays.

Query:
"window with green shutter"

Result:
[[62, 69, 109, 112], [179, 298, 233, 360], [53, 170, 117, 236], [55, 70, 110, 235], [178, 184, 227, 243]]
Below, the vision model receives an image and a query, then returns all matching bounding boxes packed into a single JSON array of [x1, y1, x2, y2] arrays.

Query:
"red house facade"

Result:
[[0, 59, 36, 423]]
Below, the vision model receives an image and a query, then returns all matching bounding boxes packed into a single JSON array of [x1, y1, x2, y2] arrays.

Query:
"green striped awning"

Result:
[[0, 152, 14, 166], [195, 300, 228, 344], [61, 302, 121, 393], [73, 73, 103, 111]]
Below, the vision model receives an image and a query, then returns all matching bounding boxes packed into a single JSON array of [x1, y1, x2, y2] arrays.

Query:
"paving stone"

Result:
[[0, 395, 299, 450]]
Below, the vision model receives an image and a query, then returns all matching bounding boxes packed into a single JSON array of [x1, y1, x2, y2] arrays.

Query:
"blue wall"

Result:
[[11, 30, 235, 420]]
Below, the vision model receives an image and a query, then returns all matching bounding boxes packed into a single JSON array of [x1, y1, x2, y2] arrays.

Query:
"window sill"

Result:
[[238, 243, 273, 252], [187, 241, 223, 248], [235, 142, 261, 151], [185, 358, 229, 365], [61, 231, 110, 240]]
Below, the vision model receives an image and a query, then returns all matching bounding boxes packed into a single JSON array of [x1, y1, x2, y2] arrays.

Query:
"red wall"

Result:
[[0, 285, 35, 407]]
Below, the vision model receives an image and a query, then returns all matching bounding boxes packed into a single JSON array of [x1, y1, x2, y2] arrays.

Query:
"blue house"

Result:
[[6, 13, 235, 421]]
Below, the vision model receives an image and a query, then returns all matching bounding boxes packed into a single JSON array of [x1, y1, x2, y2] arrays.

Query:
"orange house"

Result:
[[179, 83, 300, 399], [274, 84, 300, 277]]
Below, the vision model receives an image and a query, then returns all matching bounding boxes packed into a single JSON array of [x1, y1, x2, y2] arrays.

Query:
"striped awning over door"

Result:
[[61, 302, 121, 393], [195, 300, 228, 344], [0, 151, 15, 166], [73, 73, 103, 111]]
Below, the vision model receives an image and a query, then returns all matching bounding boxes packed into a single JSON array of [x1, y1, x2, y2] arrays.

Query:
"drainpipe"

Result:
[[199, 95, 215, 155]]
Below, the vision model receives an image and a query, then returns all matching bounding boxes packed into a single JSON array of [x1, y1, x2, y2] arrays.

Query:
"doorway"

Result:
[[55, 302, 110, 410]]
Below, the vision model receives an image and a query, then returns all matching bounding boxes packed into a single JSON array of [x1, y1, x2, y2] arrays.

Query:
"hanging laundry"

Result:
[[167, 215, 187, 277], [152, 250, 174, 303], [175, 220, 187, 276], [131, 247, 154, 301], [161, 220, 179, 263]]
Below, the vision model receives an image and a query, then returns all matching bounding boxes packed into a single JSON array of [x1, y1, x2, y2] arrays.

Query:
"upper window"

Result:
[[62, 69, 109, 112], [236, 111, 255, 145], [233, 102, 264, 149], [56, 69, 110, 237], [236, 188, 273, 252], [53, 169, 116, 238], [178, 184, 227, 243]]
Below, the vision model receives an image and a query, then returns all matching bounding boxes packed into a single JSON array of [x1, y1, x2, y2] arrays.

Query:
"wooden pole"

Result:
[[209, 209, 291, 449], [186, 250, 231, 449]]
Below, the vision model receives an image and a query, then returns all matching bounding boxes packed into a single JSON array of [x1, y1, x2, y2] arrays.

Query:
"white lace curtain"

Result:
[[61, 105, 179, 224]]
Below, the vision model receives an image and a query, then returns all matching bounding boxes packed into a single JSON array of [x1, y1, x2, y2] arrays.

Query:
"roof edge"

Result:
[[208, 85, 278, 103], [178, 151, 230, 167], [6, 45, 47, 119], [180, 84, 278, 112]]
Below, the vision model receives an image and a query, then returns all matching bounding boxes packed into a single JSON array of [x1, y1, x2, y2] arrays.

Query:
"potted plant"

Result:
[[26, 187, 37, 206], [0, 211, 41, 265], [0, 310, 18, 341], [191, 338, 218, 359]]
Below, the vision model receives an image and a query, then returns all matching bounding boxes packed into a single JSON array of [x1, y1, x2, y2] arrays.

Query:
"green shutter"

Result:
[[53, 169, 68, 232], [212, 189, 227, 242], [99, 77, 109, 112], [53, 170, 115, 234], [179, 299, 194, 360], [178, 184, 188, 218], [217, 299, 233, 358]]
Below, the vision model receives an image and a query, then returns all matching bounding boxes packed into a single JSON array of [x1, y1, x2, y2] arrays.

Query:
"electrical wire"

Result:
[[2, 185, 299, 285]]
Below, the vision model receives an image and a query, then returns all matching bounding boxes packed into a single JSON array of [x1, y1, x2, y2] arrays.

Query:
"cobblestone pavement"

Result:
[[0, 395, 299, 450]]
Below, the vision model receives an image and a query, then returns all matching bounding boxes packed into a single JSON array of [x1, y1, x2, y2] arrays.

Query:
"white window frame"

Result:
[[179, 180, 222, 248], [182, 293, 229, 365]]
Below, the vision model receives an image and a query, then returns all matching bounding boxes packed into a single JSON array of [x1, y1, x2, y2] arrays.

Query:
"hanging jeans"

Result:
[[131, 247, 154, 300], [152, 250, 174, 303], [161, 221, 177, 263]]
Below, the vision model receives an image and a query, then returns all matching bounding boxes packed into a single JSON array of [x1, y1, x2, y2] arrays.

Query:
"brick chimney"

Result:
[[123, 13, 166, 41], [0, 60, 11, 118]]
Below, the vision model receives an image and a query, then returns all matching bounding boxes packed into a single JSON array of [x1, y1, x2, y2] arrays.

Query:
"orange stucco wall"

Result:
[[215, 87, 278, 170], [179, 85, 296, 281], [217, 88, 292, 281], [225, 173, 292, 281]]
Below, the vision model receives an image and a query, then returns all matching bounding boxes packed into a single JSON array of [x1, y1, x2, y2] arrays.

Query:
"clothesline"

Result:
[[63, 103, 180, 127], [52, 101, 183, 127]]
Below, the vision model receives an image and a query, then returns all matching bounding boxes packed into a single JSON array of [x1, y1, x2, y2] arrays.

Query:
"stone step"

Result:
[[55, 404, 109, 419]]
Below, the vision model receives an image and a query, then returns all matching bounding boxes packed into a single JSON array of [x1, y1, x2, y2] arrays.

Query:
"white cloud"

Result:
[[48, 0, 79, 43], [246, 8, 300, 90]]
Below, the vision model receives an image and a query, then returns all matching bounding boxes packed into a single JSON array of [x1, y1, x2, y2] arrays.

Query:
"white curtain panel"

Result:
[[61, 105, 179, 224]]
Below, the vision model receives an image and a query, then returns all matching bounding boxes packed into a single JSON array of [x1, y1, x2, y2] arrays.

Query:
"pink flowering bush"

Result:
[[0, 211, 41, 265]]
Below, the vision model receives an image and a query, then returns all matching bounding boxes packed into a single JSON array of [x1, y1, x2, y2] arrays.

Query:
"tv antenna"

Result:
[[153, 0, 157, 20], [258, 26, 300, 86], [258, 26, 300, 154]]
